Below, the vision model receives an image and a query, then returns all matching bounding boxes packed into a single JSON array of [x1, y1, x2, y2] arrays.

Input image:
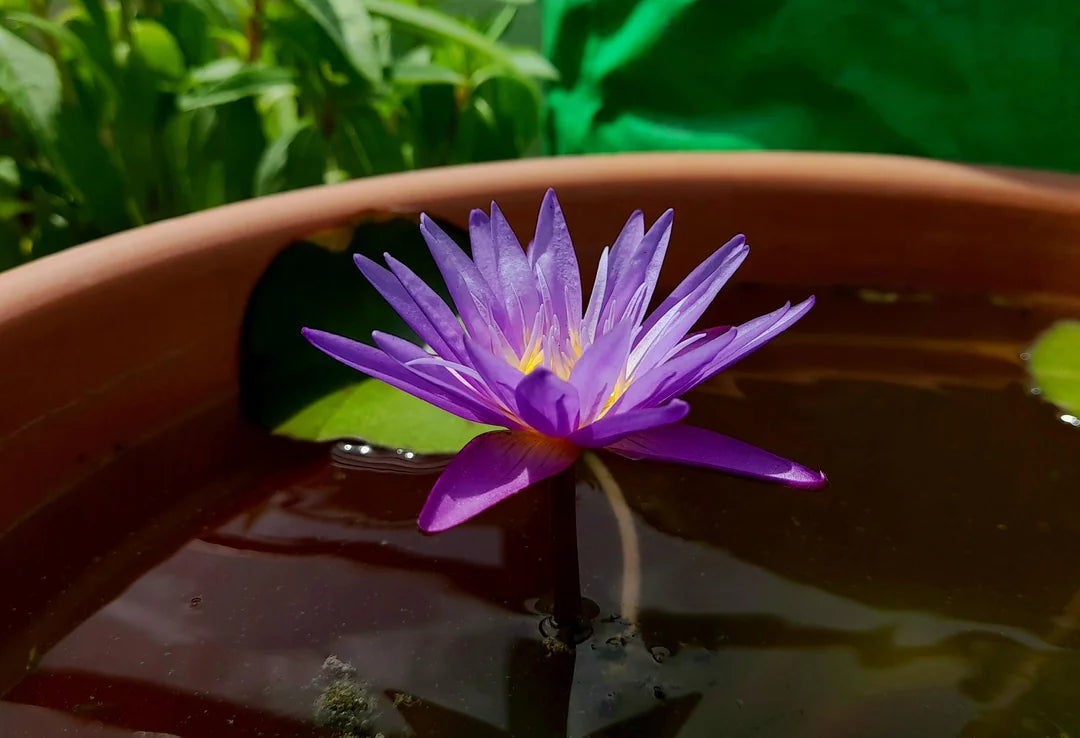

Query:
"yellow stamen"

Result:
[[518, 345, 545, 374]]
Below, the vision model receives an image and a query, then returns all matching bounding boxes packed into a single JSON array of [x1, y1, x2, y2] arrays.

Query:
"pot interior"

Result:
[[1, 159, 1079, 736]]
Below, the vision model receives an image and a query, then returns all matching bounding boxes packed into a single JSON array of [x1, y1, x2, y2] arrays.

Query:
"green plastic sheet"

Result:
[[543, 0, 1080, 172]]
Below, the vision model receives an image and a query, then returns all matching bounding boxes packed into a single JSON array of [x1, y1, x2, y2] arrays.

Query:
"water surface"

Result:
[[1, 284, 1078, 737]]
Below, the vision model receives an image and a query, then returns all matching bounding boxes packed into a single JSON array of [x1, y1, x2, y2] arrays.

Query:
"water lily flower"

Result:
[[303, 190, 826, 533]]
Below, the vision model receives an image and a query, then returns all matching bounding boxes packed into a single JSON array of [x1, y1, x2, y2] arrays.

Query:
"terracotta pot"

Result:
[[2, 152, 1079, 537]]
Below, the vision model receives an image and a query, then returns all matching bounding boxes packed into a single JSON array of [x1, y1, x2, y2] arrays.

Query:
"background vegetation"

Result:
[[0, 0, 553, 269]]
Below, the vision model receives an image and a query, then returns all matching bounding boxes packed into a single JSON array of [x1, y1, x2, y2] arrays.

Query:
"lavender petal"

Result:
[[514, 368, 581, 437], [569, 399, 689, 448], [608, 423, 827, 490], [418, 431, 581, 532], [301, 328, 501, 425], [531, 189, 583, 335]]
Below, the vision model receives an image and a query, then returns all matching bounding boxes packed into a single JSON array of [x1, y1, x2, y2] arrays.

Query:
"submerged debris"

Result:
[[312, 656, 384, 738]]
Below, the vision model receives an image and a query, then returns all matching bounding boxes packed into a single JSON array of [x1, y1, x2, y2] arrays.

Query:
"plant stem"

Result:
[[549, 465, 581, 630], [247, 0, 265, 62]]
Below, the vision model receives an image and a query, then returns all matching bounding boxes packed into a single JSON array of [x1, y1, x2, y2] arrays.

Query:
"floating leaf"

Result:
[[277, 380, 494, 453], [240, 218, 491, 454], [1028, 320, 1080, 415]]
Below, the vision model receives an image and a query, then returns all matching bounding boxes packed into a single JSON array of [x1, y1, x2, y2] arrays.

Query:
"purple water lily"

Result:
[[303, 190, 826, 532]]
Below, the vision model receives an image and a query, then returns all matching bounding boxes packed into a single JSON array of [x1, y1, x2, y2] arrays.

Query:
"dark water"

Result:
[[1, 285, 1079, 737]]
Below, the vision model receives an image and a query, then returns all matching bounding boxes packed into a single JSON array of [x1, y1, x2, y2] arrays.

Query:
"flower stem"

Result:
[[549, 465, 581, 630]]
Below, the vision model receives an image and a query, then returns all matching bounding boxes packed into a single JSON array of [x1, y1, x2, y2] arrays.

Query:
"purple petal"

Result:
[[418, 431, 581, 532], [616, 326, 738, 410], [366, 331, 514, 428], [467, 209, 500, 291], [381, 253, 467, 362], [605, 210, 646, 283], [464, 336, 526, 414], [702, 296, 816, 377], [607, 423, 827, 490], [531, 189, 583, 336], [628, 238, 749, 377], [641, 235, 748, 335], [490, 202, 541, 347], [514, 368, 580, 437], [603, 209, 673, 327], [568, 319, 634, 420], [581, 246, 611, 344], [301, 328, 502, 425], [568, 399, 689, 448], [353, 254, 460, 361], [419, 214, 503, 348]]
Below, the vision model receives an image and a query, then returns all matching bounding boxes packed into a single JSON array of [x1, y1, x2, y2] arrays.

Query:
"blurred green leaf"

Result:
[[131, 20, 187, 82], [331, 102, 404, 175], [53, 103, 134, 232], [0, 0, 551, 268], [0, 24, 62, 143], [179, 60, 294, 110], [392, 60, 466, 87], [183, 0, 242, 30], [5, 11, 119, 105], [485, 4, 516, 41], [76, 0, 111, 36], [366, 0, 557, 81], [456, 74, 538, 162], [1029, 320, 1080, 415], [160, 0, 216, 67], [277, 379, 493, 453], [0, 155, 19, 190], [291, 0, 382, 84], [254, 120, 326, 195], [502, 48, 558, 81]]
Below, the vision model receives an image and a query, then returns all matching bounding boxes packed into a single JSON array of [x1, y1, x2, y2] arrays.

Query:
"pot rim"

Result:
[[4, 151, 1080, 329]]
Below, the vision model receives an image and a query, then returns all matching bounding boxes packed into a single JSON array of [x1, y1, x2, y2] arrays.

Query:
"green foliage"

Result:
[[1028, 320, 1080, 416], [0, 0, 553, 266]]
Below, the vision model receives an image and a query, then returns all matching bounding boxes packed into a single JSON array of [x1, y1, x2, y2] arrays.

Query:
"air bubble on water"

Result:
[[1060, 414, 1080, 427], [648, 646, 671, 664]]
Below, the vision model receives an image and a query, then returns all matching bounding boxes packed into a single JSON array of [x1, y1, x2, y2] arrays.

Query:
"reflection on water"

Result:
[[0, 284, 1079, 737]]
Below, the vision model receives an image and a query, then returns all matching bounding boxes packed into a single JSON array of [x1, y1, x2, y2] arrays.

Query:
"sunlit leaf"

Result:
[[131, 19, 187, 82], [391, 60, 466, 87], [366, 0, 556, 82], [1029, 320, 1080, 415], [179, 61, 295, 110]]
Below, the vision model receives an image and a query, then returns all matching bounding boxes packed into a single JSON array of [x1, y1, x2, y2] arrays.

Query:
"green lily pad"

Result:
[[1028, 320, 1080, 415], [277, 379, 496, 453], [239, 217, 492, 453]]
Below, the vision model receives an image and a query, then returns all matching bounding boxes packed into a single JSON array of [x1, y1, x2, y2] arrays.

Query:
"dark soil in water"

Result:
[[1, 284, 1078, 737]]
